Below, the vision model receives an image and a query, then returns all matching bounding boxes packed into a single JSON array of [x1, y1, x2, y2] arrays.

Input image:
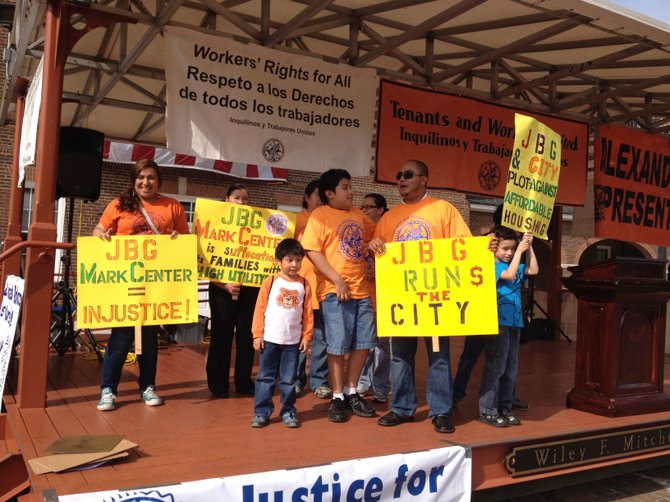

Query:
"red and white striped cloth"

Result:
[[102, 140, 288, 181]]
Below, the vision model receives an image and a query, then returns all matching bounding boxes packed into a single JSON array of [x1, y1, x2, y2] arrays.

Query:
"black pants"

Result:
[[206, 283, 259, 394]]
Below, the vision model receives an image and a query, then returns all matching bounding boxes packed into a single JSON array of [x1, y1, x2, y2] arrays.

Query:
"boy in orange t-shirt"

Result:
[[301, 169, 377, 423]]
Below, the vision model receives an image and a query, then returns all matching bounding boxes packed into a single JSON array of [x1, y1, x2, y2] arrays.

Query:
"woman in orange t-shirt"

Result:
[[93, 159, 189, 412]]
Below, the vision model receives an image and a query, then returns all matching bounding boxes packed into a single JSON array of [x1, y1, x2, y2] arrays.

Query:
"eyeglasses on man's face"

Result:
[[396, 170, 420, 181], [360, 205, 379, 210]]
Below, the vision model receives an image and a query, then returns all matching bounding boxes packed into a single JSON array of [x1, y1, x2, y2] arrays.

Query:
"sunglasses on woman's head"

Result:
[[396, 170, 417, 180]]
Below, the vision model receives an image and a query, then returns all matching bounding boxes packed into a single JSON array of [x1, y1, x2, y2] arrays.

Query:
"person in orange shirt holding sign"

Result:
[[369, 159, 495, 434], [301, 169, 377, 423], [93, 159, 189, 411], [294, 180, 331, 399]]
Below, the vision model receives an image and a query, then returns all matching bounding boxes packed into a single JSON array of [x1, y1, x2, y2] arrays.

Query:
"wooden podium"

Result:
[[563, 257, 670, 417]]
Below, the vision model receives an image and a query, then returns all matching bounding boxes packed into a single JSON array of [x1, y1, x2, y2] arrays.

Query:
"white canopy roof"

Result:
[[3, 0, 670, 146]]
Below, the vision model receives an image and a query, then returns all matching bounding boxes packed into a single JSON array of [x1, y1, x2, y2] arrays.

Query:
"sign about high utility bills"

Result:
[[502, 113, 562, 239], [57, 445, 470, 502], [164, 26, 377, 176], [77, 235, 199, 329], [194, 198, 296, 286], [376, 237, 498, 337]]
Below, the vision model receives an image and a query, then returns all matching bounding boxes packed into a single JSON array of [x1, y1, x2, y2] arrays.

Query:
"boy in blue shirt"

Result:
[[479, 227, 538, 427]]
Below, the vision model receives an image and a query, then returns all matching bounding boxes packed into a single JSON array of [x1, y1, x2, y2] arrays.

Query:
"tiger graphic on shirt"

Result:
[[276, 288, 300, 310]]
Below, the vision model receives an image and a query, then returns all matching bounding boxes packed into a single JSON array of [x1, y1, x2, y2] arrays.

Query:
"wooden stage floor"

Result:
[[4, 336, 670, 499]]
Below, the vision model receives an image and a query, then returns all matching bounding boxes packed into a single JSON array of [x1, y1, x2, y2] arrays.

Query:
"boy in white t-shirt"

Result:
[[250, 238, 314, 428]]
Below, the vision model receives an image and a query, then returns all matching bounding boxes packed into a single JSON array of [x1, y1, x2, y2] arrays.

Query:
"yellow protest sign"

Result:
[[502, 113, 562, 239], [193, 198, 297, 286], [77, 235, 198, 329], [375, 237, 498, 337]]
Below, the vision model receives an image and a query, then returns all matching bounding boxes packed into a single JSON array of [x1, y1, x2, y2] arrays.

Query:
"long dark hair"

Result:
[[302, 179, 319, 209], [117, 159, 162, 213]]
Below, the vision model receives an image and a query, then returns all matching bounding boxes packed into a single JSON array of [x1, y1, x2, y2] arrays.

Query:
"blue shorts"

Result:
[[320, 294, 376, 355]]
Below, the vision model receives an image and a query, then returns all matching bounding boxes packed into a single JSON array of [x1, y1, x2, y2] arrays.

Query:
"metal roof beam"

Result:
[[354, 0, 487, 66], [497, 44, 653, 99], [73, 0, 184, 126], [198, 0, 260, 40], [264, 0, 336, 48], [432, 18, 578, 82]]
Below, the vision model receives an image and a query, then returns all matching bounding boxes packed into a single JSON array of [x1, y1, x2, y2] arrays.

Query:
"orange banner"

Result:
[[594, 124, 670, 247], [375, 80, 587, 205]]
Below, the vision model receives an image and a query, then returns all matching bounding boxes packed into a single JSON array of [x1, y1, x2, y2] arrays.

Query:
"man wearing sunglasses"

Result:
[[369, 159, 487, 434]]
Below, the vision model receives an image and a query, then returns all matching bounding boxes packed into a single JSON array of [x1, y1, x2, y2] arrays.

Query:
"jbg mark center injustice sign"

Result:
[[77, 235, 198, 329]]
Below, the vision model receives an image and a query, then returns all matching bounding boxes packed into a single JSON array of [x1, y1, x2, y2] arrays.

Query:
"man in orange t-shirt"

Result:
[[301, 169, 377, 423], [369, 159, 494, 434]]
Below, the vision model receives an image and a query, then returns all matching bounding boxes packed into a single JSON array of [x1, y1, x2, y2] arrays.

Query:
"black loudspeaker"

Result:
[[56, 126, 104, 202]]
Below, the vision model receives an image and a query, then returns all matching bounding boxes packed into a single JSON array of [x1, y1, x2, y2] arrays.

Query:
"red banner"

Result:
[[375, 80, 588, 205], [594, 124, 670, 247]]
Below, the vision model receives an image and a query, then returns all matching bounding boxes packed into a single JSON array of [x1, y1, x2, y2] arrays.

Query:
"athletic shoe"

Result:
[[282, 413, 300, 428], [97, 387, 116, 411], [503, 411, 522, 426], [251, 415, 269, 428], [346, 394, 376, 417], [478, 413, 509, 428], [314, 386, 332, 399], [372, 391, 388, 403], [141, 385, 163, 406], [356, 385, 370, 397], [328, 397, 347, 423]]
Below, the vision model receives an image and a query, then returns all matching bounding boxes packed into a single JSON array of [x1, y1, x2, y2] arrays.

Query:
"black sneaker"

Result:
[[328, 397, 347, 423], [478, 413, 509, 428], [346, 394, 376, 418], [431, 413, 455, 433], [502, 411, 522, 426]]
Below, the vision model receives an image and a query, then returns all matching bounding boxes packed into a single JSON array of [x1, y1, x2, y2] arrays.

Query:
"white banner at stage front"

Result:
[[18, 57, 43, 186], [58, 445, 471, 502], [0, 276, 24, 401], [164, 26, 377, 176]]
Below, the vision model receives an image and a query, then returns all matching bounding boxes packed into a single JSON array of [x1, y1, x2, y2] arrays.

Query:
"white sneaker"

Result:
[[97, 387, 116, 411], [141, 385, 163, 406]]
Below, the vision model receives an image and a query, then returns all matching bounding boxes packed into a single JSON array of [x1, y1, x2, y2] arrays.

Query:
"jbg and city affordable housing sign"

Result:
[[77, 235, 199, 329], [376, 237, 498, 337], [502, 113, 562, 240], [193, 198, 296, 286]]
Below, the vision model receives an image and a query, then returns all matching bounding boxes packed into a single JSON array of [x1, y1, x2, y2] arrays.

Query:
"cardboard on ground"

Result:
[[43, 434, 125, 454], [28, 439, 138, 474]]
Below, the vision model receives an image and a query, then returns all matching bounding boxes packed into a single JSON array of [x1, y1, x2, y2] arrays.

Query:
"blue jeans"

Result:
[[390, 336, 452, 418], [453, 335, 486, 400], [101, 325, 159, 394], [357, 335, 391, 394], [254, 341, 299, 419], [296, 309, 328, 390], [320, 295, 376, 355], [479, 327, 520, 416]]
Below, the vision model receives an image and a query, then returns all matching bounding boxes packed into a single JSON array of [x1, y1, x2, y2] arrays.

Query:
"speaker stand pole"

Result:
[[50, 197, 103, 361]]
